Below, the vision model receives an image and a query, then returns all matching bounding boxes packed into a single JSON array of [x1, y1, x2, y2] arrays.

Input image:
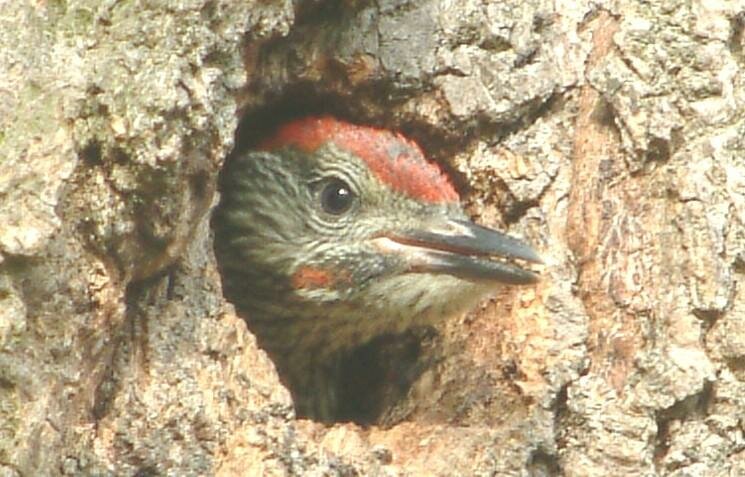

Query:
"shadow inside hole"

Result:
[[335, 327, 436, 425], [231, 88, 351, 155]]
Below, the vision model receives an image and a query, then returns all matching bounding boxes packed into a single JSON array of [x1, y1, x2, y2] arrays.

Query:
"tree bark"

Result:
[[1, 0, 743, 475]]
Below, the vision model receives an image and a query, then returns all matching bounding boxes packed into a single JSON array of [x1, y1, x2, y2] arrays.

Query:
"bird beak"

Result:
[[374, 219, 542, 285]]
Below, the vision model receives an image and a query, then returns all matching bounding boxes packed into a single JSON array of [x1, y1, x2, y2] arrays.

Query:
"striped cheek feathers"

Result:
[[258, 116, 459, 204]]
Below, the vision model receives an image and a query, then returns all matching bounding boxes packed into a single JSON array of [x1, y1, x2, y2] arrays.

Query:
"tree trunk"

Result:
[[1, 0, 743, 475]]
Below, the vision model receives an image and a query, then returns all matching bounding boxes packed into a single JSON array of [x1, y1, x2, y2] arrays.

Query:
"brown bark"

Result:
[[1, 0, 743, 475]]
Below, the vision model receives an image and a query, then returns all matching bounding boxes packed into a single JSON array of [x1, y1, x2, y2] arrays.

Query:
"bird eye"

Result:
[[320, 178, 355, 215]]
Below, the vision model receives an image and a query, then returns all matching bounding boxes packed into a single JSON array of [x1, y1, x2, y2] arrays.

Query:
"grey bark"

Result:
[[1, 0, 743, 476]]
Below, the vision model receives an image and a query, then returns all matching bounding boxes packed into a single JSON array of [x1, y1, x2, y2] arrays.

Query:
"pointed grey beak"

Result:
[[375, 219, 542, 285]]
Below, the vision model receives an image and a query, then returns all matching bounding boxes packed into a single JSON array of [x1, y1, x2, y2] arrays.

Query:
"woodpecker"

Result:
[[213, 116, 541, 421]]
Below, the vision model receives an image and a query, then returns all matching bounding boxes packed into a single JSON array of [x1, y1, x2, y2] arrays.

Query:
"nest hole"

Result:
[[213, 94, 449, 425]]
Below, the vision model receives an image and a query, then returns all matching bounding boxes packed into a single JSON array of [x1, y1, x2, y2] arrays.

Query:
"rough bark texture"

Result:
[[1, 0, 744, 475]]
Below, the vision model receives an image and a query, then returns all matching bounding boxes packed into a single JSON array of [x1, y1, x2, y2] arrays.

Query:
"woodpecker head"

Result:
[[214, 116, 541, 359]]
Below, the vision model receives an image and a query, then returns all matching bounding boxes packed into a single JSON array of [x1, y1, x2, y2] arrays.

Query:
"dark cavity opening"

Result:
[[213, 97, 444, 424]]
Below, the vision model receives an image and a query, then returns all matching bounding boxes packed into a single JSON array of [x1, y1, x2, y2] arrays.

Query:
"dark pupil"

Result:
[[321, 179, 354, 215]]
